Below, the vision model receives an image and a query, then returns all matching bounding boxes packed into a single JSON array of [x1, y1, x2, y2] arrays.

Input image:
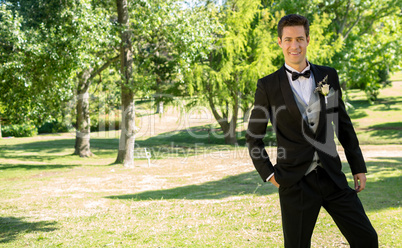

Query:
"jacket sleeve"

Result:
[[246, 79, 275, 182], [331, 68, 367, 175]]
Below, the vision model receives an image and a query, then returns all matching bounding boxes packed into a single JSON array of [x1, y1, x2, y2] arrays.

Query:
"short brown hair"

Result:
[[277, 14, 309, 39]]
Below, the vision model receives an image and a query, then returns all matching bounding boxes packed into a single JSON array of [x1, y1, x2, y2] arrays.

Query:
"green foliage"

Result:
[[1, 0, 401, 133], [338, 12, 402, 102], [121, 0, 216, 104], [0, 0, 119, 127], [87, 68, 122, 127], [1, 123, 37, 137], [128, 0, 179, 95], [307, 13, 343, 65], [186, 0, 281, 143], [89, 116, 122, 132], [5, 0, 69, 29], [37, 121, 72, 134], [89, 112, 143, 132], [70, 0, 119, 70], [0, 1, 76, 125], [326, 0, 401, 101]]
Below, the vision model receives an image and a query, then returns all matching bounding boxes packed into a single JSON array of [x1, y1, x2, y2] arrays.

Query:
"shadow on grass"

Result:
[[0, 138, 118, 167], [138, 125, 247, 146], [366, 122, 402, 140], [0, 139, 78, 166], [1, 139, 76, 154], [375, 98, 402, 111], [0, 124, 276, 166], [348, 109, 368, 119], [0, 163, 76, 171], [105, 171, 277, 201], [106, 158, 401, 211], [343, 157, 402, 211], [347, 95, 401, 119], [0, 217, 57, 243], [369, 122, 402, 129], [369, 122, 402, 133], [137, 124, 276, 146], [133, 125, 276, 159]]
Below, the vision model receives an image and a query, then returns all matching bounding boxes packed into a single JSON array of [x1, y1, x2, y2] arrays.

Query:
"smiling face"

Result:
[[278, 25, 310, 72]]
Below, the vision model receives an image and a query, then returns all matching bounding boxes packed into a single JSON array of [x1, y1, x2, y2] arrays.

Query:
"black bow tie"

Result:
[[285, 67, 311, 81]]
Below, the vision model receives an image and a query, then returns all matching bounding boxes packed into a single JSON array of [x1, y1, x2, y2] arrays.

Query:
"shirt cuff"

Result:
[[266, 173, 274, 182]]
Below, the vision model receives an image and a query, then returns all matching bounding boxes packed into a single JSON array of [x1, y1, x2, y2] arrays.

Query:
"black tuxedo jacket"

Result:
[[246, 64, 367, 188]]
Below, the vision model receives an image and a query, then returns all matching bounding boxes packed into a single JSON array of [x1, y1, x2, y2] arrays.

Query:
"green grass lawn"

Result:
[[347, 81, 402, 145], [0, 144, 400, 247], [0, 82, 401, 247]]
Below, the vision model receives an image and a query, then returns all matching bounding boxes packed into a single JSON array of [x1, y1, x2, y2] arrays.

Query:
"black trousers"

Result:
[[278, 167, 378, 248]]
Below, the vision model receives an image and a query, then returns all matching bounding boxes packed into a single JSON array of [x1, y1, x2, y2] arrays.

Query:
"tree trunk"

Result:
[[155, 78, 164, 114], [115, 85, 135, 166], [74, 69, 94, 157], [221, 119, 238, 145], [73, 56, 119, 157], [115, 0, 135, 167], [227, 92, 239, 145], [208, 94, 239, 145], [156, 100, 164, 114], [243, 109, 250, 123]]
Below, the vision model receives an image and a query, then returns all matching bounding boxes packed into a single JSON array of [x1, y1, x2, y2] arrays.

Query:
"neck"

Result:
[[286, 60, 309, 72]]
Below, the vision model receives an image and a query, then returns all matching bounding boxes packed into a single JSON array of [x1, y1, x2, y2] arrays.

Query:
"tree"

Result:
[[115, 0, 136, 167], [187, 0, 280, 144], [70, 1, 119, 157], [327, 0, 402, 101], [1, 1, 121, 155], [74, 56, 119, 157], [113, 0, 214, 165], [128, 0, 217, 113]]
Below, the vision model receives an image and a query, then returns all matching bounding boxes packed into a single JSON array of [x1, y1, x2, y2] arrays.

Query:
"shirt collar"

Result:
[[285, 61, 311, 74]]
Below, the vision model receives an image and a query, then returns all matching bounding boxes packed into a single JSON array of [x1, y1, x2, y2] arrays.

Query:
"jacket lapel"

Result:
[[279, 66, 303, 122], [279, 66, 315, 138], [310, 64, 327, 139]]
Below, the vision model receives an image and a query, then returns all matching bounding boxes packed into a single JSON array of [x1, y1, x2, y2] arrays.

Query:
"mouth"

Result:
[[289, 51, 301, 56]]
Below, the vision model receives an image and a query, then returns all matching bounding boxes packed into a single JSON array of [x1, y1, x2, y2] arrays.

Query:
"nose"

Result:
[[290, 40, 299, 49]]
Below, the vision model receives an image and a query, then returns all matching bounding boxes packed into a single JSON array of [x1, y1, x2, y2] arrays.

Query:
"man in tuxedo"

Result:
[[246, 14, 378, 248]]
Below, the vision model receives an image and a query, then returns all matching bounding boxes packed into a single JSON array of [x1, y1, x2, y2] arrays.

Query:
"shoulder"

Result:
[[258, 68, 283, 87], [254, 68, 284, 103]]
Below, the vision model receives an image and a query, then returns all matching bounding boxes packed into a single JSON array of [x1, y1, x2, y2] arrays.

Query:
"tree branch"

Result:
[[89, 55, 120, 80], [338, 0, 352, 35], [343, 12, 361, 40]]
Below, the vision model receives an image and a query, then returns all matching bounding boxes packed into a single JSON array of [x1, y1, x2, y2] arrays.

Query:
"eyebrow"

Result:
[[283, 36, 305, 40]]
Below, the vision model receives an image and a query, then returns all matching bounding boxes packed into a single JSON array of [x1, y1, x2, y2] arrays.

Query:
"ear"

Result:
[[307, 36, 310, 45], [277, 37, 282, 47]]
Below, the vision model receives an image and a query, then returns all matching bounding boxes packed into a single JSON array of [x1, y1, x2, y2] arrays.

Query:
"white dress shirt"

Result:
[[284, 63, 315, 105]]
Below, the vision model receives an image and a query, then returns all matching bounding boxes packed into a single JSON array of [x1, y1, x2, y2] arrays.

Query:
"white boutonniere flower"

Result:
[[314, 75, 330, 104], [314, 75, 329, 96]]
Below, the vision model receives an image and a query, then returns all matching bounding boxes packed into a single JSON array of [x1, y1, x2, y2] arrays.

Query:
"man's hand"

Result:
[[269, 175, 280, 188], [353, 173, 367, 193]]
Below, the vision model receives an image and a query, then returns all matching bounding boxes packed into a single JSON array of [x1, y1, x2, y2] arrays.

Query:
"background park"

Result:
[[1, 0, 401, 247]]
